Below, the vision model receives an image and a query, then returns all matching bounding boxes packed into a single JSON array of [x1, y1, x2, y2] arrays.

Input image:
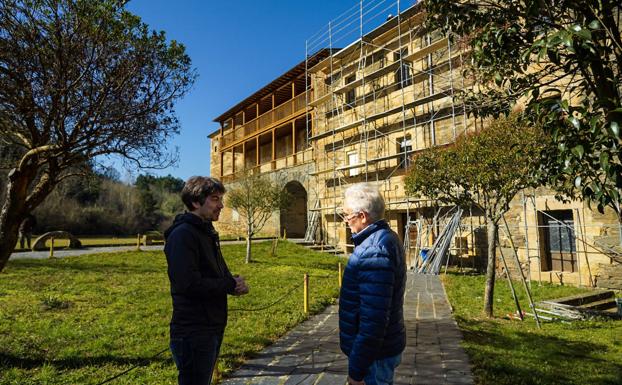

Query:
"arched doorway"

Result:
[[280, 181, 307, 238]]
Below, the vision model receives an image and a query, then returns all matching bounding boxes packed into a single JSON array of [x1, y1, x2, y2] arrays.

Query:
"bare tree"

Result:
[[0, 0, 195, 271], [227, 172, 290, 263]]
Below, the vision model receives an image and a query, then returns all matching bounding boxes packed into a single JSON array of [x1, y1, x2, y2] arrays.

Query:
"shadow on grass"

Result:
[[6, 257, 163, 275], [252, 260, 340, 272], [456, 317, 622, 385], [0, 352, 171, 371]]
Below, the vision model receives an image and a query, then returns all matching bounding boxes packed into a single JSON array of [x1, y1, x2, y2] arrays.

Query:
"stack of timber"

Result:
[[530, 291, 621, 321]]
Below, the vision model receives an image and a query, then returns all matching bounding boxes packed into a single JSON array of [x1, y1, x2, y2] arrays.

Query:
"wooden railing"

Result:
[[220, 149, 314, 183], [219, 92, 309, 150]]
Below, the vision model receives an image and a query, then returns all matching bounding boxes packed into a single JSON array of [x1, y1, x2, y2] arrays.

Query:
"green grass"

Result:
[[442, 272, 622, 385], [0, 241, 341, 384]]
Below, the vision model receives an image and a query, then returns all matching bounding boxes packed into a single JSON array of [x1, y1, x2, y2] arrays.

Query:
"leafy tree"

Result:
[[424, 0, 622, 221], [134, 173, 185, 230], [135, 174, 184, 193], [405, 115, 547, 317], [227, 173, 290, 263], [0, 0, 195, 271]]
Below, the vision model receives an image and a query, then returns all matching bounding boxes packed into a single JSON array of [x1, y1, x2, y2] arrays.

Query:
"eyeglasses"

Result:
[[338, 210, 361, 222]]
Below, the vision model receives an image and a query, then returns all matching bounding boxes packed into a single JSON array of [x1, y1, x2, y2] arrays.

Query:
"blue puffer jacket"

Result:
[[339, 220, 407, 381]]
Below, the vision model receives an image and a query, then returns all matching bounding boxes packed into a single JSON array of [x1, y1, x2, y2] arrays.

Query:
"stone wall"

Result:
[[213, 163, 315, 239]]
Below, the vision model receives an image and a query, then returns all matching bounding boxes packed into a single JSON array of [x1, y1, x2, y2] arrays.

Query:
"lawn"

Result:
[[0, 241, 341, 385], [442, 272, 622, 385]]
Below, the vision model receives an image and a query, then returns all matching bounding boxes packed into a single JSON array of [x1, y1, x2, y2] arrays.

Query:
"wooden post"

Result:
[[271, 129, 276, 170], [338, 262, 343, 288], [292, 121, 296, 161], [49, 237, 54, 258], [502, 216, 542, 329], [303, 273, 309, 314], [136, 234, 142, 251], [256, 136, 260, 166], [496, 238, 523, 321], [270, 238, 279, 257]]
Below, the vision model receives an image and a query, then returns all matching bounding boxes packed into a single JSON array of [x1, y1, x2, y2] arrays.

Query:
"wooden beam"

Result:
[[242, 141, 246, 171], [218, 151, 225, 178], [271, 129, 275, 161], [292, 121, 296, 156], [256, 136, 260, 166]]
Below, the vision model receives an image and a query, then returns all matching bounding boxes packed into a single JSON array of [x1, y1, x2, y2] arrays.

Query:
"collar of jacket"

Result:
[[351, 219, 389, 246], [181, 213, 219, 236]]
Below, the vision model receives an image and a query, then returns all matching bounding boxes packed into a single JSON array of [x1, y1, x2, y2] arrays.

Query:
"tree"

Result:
[[405, 115, 547, 317], [0, 0, 195, 271], [227, 173, 290, 264], [424, 0, 622, 221]]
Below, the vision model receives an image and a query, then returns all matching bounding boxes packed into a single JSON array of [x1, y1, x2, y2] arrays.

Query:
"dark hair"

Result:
[[181, 176, 226, 211]]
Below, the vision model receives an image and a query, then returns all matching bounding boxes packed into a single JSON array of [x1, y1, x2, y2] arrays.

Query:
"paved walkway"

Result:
[[222, 272, 473, 385], [8, 245, 165, 260]]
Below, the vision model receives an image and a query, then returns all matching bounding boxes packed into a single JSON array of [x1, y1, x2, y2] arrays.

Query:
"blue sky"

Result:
[[124, 0, 415, 181]]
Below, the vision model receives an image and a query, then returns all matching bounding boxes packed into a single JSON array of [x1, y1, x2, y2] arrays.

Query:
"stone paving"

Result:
[[8, 244, 165, 260], [222, 272, 473, 385]]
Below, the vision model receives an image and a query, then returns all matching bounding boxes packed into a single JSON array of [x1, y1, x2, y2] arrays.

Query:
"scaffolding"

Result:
[[301, 1, 621, 292], [304, 0, 474, 249]]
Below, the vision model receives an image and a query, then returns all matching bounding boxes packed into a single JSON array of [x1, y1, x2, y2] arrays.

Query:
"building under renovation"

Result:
[[210, 0, 622, 290]]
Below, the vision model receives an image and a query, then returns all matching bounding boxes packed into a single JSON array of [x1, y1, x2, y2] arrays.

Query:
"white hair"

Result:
[[343, 183, 385, 222]]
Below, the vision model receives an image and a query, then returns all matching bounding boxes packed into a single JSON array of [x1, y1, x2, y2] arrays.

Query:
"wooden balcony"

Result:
[[220, 148, 314, 184], [219, 92, 309, 150]]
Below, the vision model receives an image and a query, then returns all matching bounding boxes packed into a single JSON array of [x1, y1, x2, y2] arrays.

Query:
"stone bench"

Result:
[[32, 231, 82, 251]]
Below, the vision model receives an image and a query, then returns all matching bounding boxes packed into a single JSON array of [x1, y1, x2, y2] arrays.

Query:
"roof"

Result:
[[211, 48, 336, 124]]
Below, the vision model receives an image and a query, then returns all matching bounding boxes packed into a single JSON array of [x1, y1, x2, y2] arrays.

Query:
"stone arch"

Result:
[[280, 180, 307, 238], [32, 231, 82, 251]]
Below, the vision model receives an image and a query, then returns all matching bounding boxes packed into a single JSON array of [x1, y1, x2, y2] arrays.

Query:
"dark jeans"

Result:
[[170, 333, 223, 385], [363, 353, 402, 385]]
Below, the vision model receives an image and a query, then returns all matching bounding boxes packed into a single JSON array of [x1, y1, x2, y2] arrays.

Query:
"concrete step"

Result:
[[549, 290, 615, 307], [306, 244, 337, 251], [576, 298, 618, 311]]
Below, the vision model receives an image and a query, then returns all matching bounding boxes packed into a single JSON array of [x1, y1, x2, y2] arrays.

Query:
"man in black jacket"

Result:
[[164, 176, 249, 385]]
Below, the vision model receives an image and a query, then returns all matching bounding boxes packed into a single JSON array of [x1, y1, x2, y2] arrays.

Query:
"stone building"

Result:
[[209, 1, 621, 289]]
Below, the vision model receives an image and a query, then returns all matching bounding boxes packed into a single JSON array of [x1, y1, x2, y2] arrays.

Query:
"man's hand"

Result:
[[234, 276, 249, 295], [347, 376, 365, 385]]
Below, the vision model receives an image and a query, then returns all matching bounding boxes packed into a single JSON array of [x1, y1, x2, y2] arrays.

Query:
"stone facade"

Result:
[[208, 3, 622, 290]]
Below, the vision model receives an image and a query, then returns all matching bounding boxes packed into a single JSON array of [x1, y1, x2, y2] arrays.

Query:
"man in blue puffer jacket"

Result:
[[339, 183, 407, 385]]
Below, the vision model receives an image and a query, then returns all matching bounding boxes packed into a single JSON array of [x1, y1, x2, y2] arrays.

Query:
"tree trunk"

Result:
[[0, 169, 32, 271], [483, 218, 498, 318], [245, 236, 252, 264]]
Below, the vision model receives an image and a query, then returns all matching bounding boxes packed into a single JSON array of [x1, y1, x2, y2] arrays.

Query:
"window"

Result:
[[394, 49, 412, 88], [540, 210, 577, 272], [345, 75, 356, 106], [232, 209, 240, 223], [348, 151, 359, 176], [397, 135, 413, 169], [371, 51, 385, 68]]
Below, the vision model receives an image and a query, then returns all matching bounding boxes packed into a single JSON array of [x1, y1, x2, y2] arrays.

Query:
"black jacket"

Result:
[[164, 213, 237, 338]]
